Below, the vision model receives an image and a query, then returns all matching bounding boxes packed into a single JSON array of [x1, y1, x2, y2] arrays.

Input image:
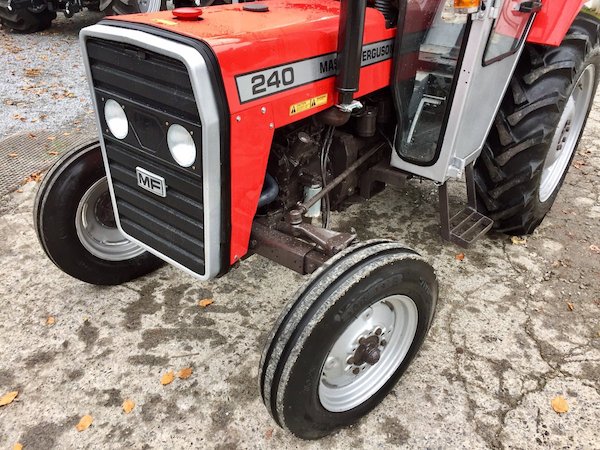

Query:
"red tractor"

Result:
[[33, 0, 599, 439]]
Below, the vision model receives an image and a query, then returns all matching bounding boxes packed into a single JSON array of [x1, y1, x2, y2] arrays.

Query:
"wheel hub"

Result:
[[75, 177, 144, 262], [318, 295, 419, 412], [539, 64, 596, 203]]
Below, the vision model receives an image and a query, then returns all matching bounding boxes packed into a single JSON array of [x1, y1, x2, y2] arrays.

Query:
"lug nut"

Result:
[[352, 368, 360, 375], [381, 339, 387, 347], [346, 357, 355, 365], [375, 328, 382, 336]]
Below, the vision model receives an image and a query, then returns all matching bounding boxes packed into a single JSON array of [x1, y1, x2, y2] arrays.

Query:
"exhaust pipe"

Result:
[[336, 0, 367, 109]]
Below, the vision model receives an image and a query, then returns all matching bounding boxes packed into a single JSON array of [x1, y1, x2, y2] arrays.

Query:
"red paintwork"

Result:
[[171, 7, 203, 20], [112, 1, 395, 264], [108, 0, 581, 265], [527, 0, 585, 46]]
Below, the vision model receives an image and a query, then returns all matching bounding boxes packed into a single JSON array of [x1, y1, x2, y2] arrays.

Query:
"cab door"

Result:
[[390, 0, 539, 183]]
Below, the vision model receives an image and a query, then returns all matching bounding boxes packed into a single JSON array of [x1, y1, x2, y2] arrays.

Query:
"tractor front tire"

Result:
[[475, 12, 600, 234], [259, 241, 437, 439], [34, 140, 164, 285], [0, 4, 55, 33]]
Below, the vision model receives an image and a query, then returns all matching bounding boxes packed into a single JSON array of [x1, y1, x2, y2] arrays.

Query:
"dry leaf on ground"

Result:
[[178, 367, 193, 379], [13, 443, 23, 450], [160, 371, 175, 385], [265, 428, 273, 439], [8, 153, 18, 157], [0, 391, 18, 407], [566, 302, 574, 311], [198, 298, 214, 308], [455, 252, 465, 261], [511, 236, 527, 246], [75, 415, 93, 431], [47, 136, 56, 141], [551, 396, 569, 413], [122, 399, 135, 414], [46, 316, 55, 326], [590, 244, 600, 254]]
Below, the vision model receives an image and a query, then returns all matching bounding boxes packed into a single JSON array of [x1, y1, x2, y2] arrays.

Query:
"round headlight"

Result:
[[167, 124, 196, 167], [104, 99, 128, 140]]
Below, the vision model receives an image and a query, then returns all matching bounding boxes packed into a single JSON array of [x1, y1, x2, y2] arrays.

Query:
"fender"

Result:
[[527, 0, 586, 46]]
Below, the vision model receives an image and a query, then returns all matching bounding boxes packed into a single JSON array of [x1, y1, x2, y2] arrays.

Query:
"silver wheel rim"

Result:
[[137, 0, 162, 13], [75, 177, 145, 262], [539, 65, 595, 203], [318, 295, 418, 413]]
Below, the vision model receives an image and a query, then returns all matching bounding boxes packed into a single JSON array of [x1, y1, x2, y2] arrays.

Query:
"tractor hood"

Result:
[[104, 0, 396, 114]]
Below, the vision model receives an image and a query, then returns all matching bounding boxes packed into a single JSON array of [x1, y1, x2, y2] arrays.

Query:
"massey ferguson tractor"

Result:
[[33, 0, 599, 439]]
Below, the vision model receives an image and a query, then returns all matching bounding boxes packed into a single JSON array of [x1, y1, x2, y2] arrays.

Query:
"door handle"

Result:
[[517, 0, 542, 13]]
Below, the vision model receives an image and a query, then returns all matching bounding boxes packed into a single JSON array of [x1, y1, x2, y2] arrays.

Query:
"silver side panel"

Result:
[[391, 4, 531, 183], [80, 24, 222, 281]]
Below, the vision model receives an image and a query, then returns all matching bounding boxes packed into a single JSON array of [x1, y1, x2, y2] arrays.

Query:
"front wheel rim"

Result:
[[539, 64, 596, 203], [318, 295, 419, 413], [75, 177, 145, 262]]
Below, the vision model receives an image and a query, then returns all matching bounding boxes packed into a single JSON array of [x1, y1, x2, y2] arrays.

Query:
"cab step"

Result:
[[438, 163, 493, 248]]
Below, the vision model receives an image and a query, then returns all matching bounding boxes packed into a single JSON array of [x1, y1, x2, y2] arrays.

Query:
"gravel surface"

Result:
[[0, 11, 599, 450], [0, 13, 101, 139]]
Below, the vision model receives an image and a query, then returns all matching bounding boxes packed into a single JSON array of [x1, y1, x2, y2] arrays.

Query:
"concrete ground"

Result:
[[1, 12, 599, 450]]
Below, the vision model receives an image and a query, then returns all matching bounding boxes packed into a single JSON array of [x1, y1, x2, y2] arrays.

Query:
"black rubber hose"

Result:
[[258, 173, 279, 207]]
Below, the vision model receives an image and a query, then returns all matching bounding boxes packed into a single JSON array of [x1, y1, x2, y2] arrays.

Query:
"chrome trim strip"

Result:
[[80, 24, 222, 280]]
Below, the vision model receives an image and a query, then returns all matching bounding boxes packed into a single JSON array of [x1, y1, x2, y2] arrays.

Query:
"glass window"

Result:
[[484, 0, 532, 64], [394, 0, 469, 165]]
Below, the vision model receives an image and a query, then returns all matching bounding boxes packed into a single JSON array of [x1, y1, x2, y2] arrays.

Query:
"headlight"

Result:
[[167, 124, 196, 167], [104, 99, 128, 140]]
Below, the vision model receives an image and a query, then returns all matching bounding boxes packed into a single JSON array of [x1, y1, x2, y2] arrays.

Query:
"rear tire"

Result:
[[0, 4, 55, 33], [34, 140, 164, 285], [104, 0, 165, 15], [474, 12, 600, 234], [259, 241, 437, 439]]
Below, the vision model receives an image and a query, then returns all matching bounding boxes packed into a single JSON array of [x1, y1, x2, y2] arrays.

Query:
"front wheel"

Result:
[[34, 140, 164, 285], [259, 241, 438, 439]]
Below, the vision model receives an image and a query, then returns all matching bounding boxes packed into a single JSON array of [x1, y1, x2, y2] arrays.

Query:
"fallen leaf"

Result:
[[0, 391, 18, 406], [178, 367, 193, 379], [122, 399, 135, 414], [28, 133, 36, 138], [511, 236, 527, 246], [455, 252, 465, 261], [566, 302, 574, 311], [16, 189, 23, 193], [13, 443, 23, 450], [160, 371, 174, 386], [47, 151, 59, 156], [8, 153, 17, 157], [47, 136, 56, 141], [46, 316, 55, 326], [198, 298, 214, 308], [75, 414, 93, 431], [590, 245, 600, 254], [24, 68, 42, 77], [265, 428, 273, 439], [551, 396, 569, 414]]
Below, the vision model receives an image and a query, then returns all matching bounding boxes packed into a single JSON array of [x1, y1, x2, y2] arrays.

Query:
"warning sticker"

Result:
[[289, 94, 328, 116]]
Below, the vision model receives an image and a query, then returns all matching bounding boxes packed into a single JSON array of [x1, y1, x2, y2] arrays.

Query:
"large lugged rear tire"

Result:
[[104, 0, 165, 15], [474, 12, 600, 234], [259, 241, 437, 439], [34, 140, 164, 285], [0, 3, 55, 33]]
